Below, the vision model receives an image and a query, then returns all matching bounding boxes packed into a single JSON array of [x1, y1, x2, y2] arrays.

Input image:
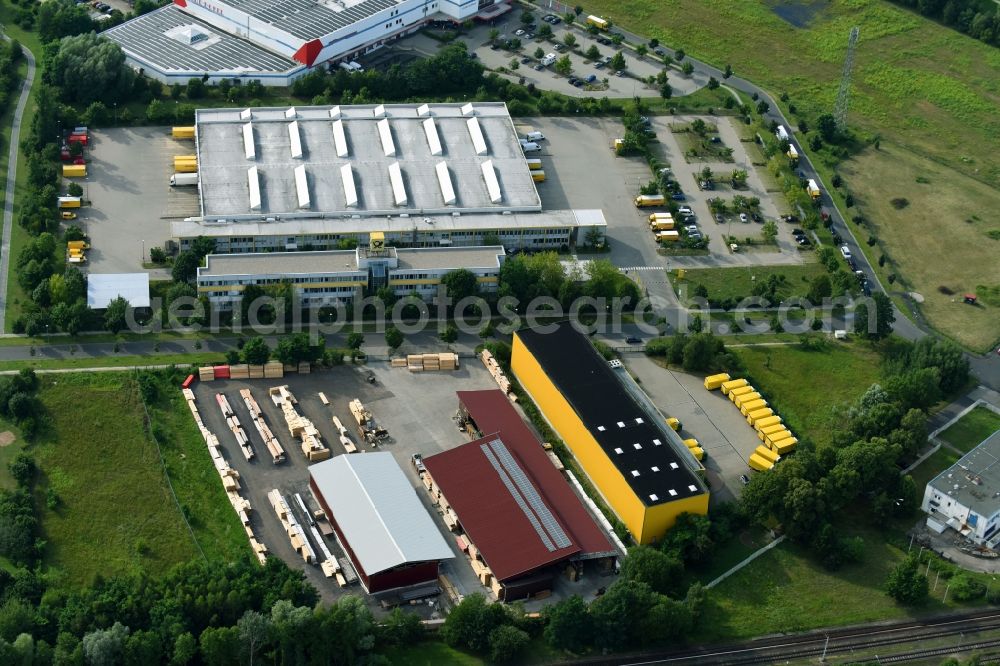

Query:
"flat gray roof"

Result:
[[198, 245, 505, 277], [194, 103, 541, 218], [173, 208, 606, 239], [104, 6, 298, 77], [929, 430, 1000, 517], [310, 452, 454, 577], [86, 273, 151, 309], [225, 0, 400, 41]]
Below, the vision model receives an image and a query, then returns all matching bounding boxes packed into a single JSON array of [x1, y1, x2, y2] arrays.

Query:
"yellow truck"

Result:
[[747, 407, 774, 425], [67, 240, 90, 251], [787, 144, 799, 165], [740, 399, 768, 416], [649, 212, 674, 224], [665, 417, 681, 431], [755, 445, 779, 463], [733, 392, 762, 410], [765, 428, 791, 449], [704, 373, 731, 390], [531, 170, 546, 183], [728, 385, 756, 402], [655, 230, 680, 243], [651, 219, 675, 231], [172, 126, 195, 139], [771, 437, 799, 455], [634, 194, 666, 208], [720, 378, 749, 396], [58, 196, 82, 209], [807, 178, 821, 200], [758, 423, 787, 442], [683, 438, 699, 449], [689, 446, 705, 461], [63, 164, 87, 178], [754, 415, 783, 432], [748, 453, 774, 471], [525, 158, 543, 171], [175, 161, 198, 173], [586, 14, 609, 30]]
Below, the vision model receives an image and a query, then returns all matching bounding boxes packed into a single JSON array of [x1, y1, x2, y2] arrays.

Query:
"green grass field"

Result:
[[31, 371, 247, 588], [734, 341, 881, 446], [583, 0, 1000, 350], [908, 447, 959, 492], [382, 642, 483, 666], [0, 417, 24, 492], [672, 262, 827, 304], [939, 406, 1000, 453]]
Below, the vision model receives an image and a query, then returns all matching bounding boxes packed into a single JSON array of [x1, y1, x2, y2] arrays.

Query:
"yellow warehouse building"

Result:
[[512, 325, 709, 544]]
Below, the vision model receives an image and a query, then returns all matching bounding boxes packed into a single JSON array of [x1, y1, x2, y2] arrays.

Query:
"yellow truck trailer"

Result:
[[634, 194, 666, 208], [764, 427, 791, 448], [755, 445, 779, 463], [733, 392, 762, 410], [63, 164, 87, 178], [740, 398, 768, 416], [688, 446, 705, 461], [649, 212, 674, 223], [172, 126, 195, 139], [531, 170, 546, 182], [728, 385, 756, 402], [771, 437, 799, 455], [665, 417, 681, 431], [704, 373, 731, 390], [651, 219, 676, 231], [586, 14, 609, 30], [174, 154, 196, 162], [525, 158, 543, 171], [720, 378, 749, 396], [754, 415, 783, 432], [683, 438, 699, 449], [655, 230, 681, 243], [758, 423, 786, 441], [58, 196, 82, 209], [747, 407, 774, 425], [67, 240, 90, 250], [175, 161, 198, 173], [748, 453, 774, 471]]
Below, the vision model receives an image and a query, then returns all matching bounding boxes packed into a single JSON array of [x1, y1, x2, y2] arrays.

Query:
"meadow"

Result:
[[939, 406, 1000, 453], [584, 0, 1000, 349]]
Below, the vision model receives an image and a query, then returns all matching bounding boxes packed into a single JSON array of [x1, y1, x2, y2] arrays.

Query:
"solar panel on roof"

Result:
[[482, 443, 556, 552]]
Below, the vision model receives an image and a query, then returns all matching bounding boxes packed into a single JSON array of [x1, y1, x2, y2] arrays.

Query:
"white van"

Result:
[[524, 131, 545, 142], [520, 141, 541, 153], [540, 53, 557, 66]]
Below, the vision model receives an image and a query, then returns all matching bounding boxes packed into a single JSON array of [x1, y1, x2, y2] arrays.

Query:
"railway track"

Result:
[[595, 610, 1000, 666]]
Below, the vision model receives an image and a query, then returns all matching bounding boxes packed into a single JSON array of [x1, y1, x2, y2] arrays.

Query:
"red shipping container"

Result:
[[181, 374, 195, 389], [213, 365, 231, 379]]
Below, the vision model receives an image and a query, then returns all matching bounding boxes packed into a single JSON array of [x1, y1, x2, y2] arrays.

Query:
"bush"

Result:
[[149, 247, 167, 264], [949, 574, 985, 602]]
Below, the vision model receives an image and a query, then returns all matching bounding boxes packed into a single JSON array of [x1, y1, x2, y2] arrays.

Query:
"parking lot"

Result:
[[623, 355, 763, 504], [405, 14, 709, 99], [78, 127, 197, 276], [191, 360, 614, 610]]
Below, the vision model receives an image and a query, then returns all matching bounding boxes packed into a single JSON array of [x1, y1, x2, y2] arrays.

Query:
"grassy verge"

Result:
[[909, 447, 959, 491], [34, 373, 201, 587], [733, 341, 880, 446], [670, 263, 827, 304], [0, 416, 23, 492], [939, 406, 1000, 453], [383, 641, 482, 665], [0, 352, 224, 373]]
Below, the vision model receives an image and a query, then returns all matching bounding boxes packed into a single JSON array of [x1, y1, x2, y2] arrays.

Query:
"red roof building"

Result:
[[422, 390, 615, 601]]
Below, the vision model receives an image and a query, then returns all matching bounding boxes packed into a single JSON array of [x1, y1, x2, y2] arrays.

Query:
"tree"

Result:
[[707, 76, 719, 89], [854, 292, 895, 339], [807, 274, 832, 304], [538, 23, 552, 39], [8, 454, 35, 488], [440, 268, 479, 301], [563, 33, 576, 48], [488, 625, 530, 663], [275, 332, 324, 366], [171, 632, 197, 666], [884, 367, 942, 411], [585, 44, 600, 61], [171, 251, 199, 283], [199, 626, 240, 666], [636, 44, 648, 57], [50, 34, 135, 105], [237, 610, 271, 666], [682, 333, 723, 371], [241, 336, 270, 364], [186, 78, 206, 99], [756, 100, 770, 115], [589, 580, 661, 650], [38, 0, 94, 43], [682, 61, 695, 76], [554, 55, 573, 76], [384, 326, 404, 351], [346, 332, 365, 350], [379, 608, 424, 647], [610, 51, 626, 71], [534, 47, 545, 59], [441, 594, 513, 653], [885, 556, 928, 605], [440, 324, 458, 343], [723, 63, 733, 78], [659, 80, 672, 99], [103, 296, 130, 334], [817, 113, 838, 142], [620, 545, 685, 597], [543, 596, 592, 652], [82, 622, 130, 666]]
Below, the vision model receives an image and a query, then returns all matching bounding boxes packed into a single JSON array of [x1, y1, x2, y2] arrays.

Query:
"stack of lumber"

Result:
[[230, 364, 250, 380], [270, 385, 330, 461], [268, 489, 316, 564], [216, 393, 254, 461], [480, 350, 513, 397], [390, 358, 407, 368], [263, 360, 283, 379], [249, 364, 265, 379], [332, 415, 357, 453], [404, 352, 459, 372], [199, 366, 215, 382], [349, 398, 386, 447], [181, 388, 265, 564], [297, 362, 311, 374], [239, 388, 285, 464]]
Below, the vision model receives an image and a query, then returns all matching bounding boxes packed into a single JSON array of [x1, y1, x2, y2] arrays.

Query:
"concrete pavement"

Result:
[[0, 43, 35, 333]]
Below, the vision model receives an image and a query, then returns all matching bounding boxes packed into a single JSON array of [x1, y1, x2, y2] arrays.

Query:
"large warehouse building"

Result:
[[422, 390, 616, 601], [105, 0, 511, 86], [512, 324, 710, 544], [922, 429, 1000, 547], [172, 103, 605, 253], [309, 452, 454, 593]]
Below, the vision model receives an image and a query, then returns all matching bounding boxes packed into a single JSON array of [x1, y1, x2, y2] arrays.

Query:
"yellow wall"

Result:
[[512, 332, 708, 543]]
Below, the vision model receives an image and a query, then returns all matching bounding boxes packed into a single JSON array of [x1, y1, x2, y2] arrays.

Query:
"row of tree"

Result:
[[739, 335, 968, 566], [890, 0, 1000, 48]]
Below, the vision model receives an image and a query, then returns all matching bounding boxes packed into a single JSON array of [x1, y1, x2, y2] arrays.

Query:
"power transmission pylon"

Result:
[[834, 26, 860, 130]]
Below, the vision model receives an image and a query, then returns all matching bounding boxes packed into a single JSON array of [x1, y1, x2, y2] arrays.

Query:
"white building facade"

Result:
[[922, 430, 1000, 547]]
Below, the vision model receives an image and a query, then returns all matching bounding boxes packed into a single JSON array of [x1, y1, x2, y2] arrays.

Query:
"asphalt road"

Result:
[[0, 42, 35, 333]]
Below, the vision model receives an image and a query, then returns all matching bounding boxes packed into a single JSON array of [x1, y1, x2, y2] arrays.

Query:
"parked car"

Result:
[[654, 47, 666, 56], [572, 79, 585, 87], [585, 74, 597, 83], [671, 193, 686, 201], [61, 212, 77, 220], [568, 76, 579, 84], [595, 61, 605, 69], [739, 213, 748, 223], [791, 228, 805, 236], [553, 43, 566, 51], [678, 206, 693, 216], [514, 29, 525, 36], [840, 245, 852, 260], [832, 232, 843, 245], [614, 70, 626, 77], [533, 64, 544, 71], [715, 214, 724, 223], [520, 56, 531, 64], [740, 474, 750, 486], [625, 336, 642, 344], [751, 212, 762, 222], [524, 33, 534, 39]]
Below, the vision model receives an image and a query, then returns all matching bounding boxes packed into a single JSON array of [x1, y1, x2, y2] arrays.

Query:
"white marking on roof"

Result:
[[669, 489, 678, 496], [617, 421, 626, 428], [614, 447, 623, 454], [388, 162, 407, 206], [329, 105, 341, 119], [480, 160, 501, 203], [423, 117, 443, 156], [288, 120, 303, 158], [653, 438, 662, 445], [435, 161, 456, 206], [241, 122, 255, 160], [284, 106, 297, 119], [247, 166, 261, 211], [377, 117, 395, 156], [688, 485, 698, 492], [670, 462, 679, 469], [461, 102, 475, 117], [651, 466, 660, 472], [417, 103, 430, 117], [649, 494, 659, 501], [293, 165, 309, 209], [332, 119, 348, 157], [467, 117, 487, 155], [631, 470, 640, 477], [635, 417, 644, 424], [340, 164, 357, 208]]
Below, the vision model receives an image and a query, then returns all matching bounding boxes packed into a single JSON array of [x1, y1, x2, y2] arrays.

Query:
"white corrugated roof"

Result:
[[86, 273, 151, 309], [311, 453, 453, 576]]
